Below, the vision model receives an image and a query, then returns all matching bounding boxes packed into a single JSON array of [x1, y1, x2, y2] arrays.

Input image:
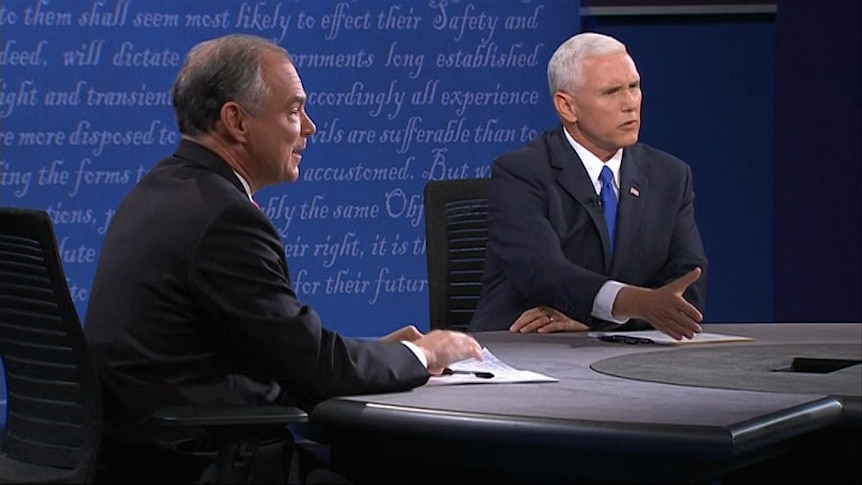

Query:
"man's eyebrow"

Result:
[[602, 80, 640, 94], [603, 84, 624, 94]]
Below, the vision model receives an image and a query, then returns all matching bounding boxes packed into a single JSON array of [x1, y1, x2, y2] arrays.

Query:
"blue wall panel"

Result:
[[0, 0, 579, 336], [585, 14, 776, 322], [772, 0, 862, 322]]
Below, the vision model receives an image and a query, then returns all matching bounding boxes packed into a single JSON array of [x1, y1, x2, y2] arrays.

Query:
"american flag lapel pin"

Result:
[[629, 187, 640, 197]]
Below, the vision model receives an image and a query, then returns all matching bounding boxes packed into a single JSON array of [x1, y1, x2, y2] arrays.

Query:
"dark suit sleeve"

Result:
[[188, 203, 428, 404], [487, 157, 610, 323], [655, 164, 708, 313]]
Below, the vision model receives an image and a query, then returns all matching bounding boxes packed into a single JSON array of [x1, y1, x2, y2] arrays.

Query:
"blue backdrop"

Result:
[[0, 0, 579, 336], [585, 13, 776, 323]]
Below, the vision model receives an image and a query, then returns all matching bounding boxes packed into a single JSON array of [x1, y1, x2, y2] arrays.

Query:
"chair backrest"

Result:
[[423, 179, 490, 331], [0, 208, 101, 483]]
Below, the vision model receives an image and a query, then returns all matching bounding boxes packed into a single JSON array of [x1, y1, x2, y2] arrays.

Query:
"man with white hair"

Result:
[[470, 32, 708, 339]]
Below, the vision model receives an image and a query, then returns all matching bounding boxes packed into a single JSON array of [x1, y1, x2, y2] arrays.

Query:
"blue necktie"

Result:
[[599, 165, 617, 255]]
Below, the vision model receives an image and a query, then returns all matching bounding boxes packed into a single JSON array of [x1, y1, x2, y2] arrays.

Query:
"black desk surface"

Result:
[[310, 324, 860, 481], [590, 324, 860, 424]]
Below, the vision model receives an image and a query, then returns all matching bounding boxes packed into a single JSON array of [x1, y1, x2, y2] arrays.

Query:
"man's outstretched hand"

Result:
[[613, 267, 704, 340]]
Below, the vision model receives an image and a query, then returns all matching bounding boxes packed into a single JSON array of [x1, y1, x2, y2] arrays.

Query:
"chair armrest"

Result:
[[148, 405, 308, 427], [145, 406, 310, 482]]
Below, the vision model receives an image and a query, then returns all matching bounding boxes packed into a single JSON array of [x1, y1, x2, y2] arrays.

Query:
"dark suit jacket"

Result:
[[85, 140, 428, 452], [469, 128, 708, 331]]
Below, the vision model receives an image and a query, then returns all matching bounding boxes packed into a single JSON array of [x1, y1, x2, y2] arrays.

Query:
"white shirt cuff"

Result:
[[592, 280, 631, 325], [401, 341, 428, 368]]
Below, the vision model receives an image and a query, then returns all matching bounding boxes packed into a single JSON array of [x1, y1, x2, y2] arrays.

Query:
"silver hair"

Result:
[[172, 34, 291, 136], [547, 32, 627, 96]]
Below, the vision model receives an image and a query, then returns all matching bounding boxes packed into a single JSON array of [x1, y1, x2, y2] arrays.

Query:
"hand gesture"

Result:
[[614, 268, 704, 340]]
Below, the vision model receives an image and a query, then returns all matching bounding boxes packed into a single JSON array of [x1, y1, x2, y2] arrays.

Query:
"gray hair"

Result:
[[547, 32, 627, 96], [172, 34, 291, 136]]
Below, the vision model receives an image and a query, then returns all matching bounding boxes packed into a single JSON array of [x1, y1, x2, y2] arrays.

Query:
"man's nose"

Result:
[[621, 90, 639, 111], [303, 113, 316, 136]]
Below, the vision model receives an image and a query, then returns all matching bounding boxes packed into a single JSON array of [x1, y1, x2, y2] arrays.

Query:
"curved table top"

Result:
[[311, 323, 859, 459]]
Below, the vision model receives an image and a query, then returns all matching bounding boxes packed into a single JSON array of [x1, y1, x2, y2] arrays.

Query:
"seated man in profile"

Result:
[[85, 33, 482, 482], [469, 32, 707, 339]]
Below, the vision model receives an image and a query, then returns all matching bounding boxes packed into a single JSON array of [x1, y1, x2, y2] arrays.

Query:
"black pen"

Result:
[[597, 335, 654, 345], [442, 368, 494, 379]]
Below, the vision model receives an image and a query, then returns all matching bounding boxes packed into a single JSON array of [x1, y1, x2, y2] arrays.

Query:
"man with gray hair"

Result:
[[85, 33, 482, 481], [470, 32, 708, 338]]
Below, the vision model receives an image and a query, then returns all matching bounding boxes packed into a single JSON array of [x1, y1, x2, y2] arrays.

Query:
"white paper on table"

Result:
[[426, 347, 558, 386]]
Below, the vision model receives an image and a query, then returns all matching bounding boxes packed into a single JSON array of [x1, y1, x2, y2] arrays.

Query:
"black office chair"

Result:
[[423, 178, 490, 331], [0, 208, 307, 483]]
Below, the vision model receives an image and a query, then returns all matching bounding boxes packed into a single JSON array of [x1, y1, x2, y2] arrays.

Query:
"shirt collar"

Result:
[[562, 128, 623, 195], [232, 170, 254, 202]]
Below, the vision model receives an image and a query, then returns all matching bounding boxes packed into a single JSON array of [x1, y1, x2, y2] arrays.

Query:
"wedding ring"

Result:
[[548, 315, 555, 323]]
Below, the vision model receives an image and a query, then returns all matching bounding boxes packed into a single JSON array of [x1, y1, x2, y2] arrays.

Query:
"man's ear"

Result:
[[553, 91, 577, 125], [219, 101, 247, 142]]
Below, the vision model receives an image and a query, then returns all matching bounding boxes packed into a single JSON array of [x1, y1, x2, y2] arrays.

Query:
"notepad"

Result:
[[427, 347, 558, 386], [588, 330, 754, 345]]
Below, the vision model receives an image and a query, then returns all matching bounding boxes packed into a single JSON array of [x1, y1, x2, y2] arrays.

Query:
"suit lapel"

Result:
[[548, 129, 613, 270], [611, 148, 647, 276]]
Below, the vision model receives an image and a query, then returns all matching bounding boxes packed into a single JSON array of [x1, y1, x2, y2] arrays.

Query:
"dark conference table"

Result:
[[309, 323, 861, 482]]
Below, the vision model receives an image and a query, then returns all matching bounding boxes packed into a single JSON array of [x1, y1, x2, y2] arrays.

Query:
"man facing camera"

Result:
[[85, 34, 481, 482], [469, 32, 708, 339]]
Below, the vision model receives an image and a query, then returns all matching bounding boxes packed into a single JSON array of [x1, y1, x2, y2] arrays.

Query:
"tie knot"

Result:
[[600, 165, 614, 185]]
